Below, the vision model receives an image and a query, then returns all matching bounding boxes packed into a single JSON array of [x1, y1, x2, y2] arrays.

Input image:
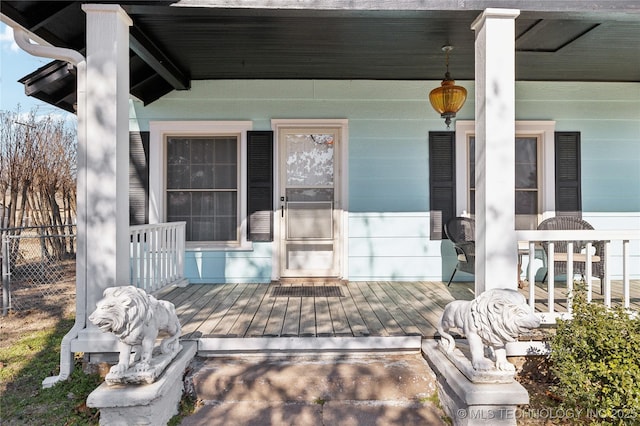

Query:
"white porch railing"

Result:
[[130, 222, 186, 293], [516, 229, 640, 324]]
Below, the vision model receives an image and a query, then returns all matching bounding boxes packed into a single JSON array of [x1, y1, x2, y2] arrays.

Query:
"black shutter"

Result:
[[429, 131, 456, 240], [247, 131, 274, 241], [130, 131, 149, 225], [555, 132, 582, 216]]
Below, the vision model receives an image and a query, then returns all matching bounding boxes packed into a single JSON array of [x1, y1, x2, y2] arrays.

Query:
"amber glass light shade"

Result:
[[429, 75, 467, 128]]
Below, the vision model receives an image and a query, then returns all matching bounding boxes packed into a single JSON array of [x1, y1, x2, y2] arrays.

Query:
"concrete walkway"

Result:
[[179, 353, 448, 425]]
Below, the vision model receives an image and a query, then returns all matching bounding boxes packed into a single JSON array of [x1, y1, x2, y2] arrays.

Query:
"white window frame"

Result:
[[454, 120, 556, 223], [149, 121, 253, 250]]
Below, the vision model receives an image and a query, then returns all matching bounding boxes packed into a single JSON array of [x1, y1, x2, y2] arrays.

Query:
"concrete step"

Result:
[[179, 400, 447, 426], [180, 353, 448, 425]]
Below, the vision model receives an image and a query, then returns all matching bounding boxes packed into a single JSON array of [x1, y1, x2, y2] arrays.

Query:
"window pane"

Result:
[[214, 165, 237, 188], [190, 139, 215, 163], [515, 137, 536, 163], [167, 137, 238, 190], [469, 189, 475, 214], [167, 139, 190, 164], [469, 136, 540, 226], [515, 162, 537, 189], [215, 193, 237, 240], [515, 190, 538, 215], [191, 219, 215, 241], [214, 217, 236, 241], [166, 135, 239, 242], [190, 165, 213, 189], [286, 133, 334, 186], [167, 165, 190, 189], [469, 137, 475, 190], [286, 188, 333, 202], [192, 192, 216, 213], [167, 191, 191, 216], [214, 192, 237, 217], [215, 137, 237, 163], [515, 137, 537, 189]]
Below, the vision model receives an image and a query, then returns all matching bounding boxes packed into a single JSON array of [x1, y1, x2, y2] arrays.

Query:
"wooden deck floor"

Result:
[[156, 280, 640, 340]]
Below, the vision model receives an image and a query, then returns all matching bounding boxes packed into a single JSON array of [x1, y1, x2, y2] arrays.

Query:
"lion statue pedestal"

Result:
[[89, 285, 182, 386], [437, 288, 540, 384]]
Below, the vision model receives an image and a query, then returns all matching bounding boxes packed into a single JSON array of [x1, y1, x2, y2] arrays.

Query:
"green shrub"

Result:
[[551, 288, 640, 425]]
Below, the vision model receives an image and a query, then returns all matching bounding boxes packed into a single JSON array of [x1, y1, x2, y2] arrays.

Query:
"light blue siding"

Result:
[[515, 82, 640, 214], [347, 213, 461, 281], [184, 242, 273, 284], [132, 80, 640, 283]]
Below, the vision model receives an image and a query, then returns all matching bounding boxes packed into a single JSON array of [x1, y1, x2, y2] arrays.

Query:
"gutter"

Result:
[[13, 28, 84, 65], [13, 27, 87, 389]]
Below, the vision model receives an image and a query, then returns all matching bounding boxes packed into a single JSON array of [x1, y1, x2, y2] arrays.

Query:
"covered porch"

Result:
[[3, 2, 639, 388], [156, 280, 640, 344], [138, 221, 640, 338]]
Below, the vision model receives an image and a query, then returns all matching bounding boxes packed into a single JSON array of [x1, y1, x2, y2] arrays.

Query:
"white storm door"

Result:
[[279, 128, 341, 277]]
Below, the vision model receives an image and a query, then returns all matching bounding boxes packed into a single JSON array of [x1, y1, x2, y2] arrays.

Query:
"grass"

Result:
[[313, 397, 326, 405], [0, 316, 198, 425], [169, 394, 199, 426], [0, 317, 102, 425], [419, 390, 440, 405]]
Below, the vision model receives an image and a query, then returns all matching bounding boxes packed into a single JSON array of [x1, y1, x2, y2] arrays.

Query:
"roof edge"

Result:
[[173, 0, 640, 13]]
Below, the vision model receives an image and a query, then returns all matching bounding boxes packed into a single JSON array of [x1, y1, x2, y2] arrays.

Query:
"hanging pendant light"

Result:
[[429, 45, 467, 129]]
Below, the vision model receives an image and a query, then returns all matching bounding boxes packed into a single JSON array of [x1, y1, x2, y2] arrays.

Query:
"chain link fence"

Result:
[[1, 225, 76, 315]]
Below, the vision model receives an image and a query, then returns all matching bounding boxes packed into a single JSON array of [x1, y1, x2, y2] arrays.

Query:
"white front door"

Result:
[[278, 127, 342, 278]]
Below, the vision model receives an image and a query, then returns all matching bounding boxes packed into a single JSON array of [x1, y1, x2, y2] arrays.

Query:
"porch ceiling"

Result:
[[2, 1, 639, 113]]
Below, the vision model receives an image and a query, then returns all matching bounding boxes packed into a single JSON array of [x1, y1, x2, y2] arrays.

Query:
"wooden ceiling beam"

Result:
[[129, 26, 190, 91], [0, 2, 73, 47]]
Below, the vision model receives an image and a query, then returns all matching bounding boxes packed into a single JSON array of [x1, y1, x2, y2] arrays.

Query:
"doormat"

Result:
[[270, 286, 344, 297]]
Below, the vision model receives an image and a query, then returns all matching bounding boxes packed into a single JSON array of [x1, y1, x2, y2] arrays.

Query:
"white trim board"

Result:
[[196, 336, 421, 355]]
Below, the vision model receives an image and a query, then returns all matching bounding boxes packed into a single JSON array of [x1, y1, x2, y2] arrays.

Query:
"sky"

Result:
[[0, 22, 74, 119]]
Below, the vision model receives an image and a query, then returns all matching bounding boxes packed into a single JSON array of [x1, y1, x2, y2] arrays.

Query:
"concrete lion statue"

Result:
[[89, 285, 182, 377], [437, 288, 540, 371]]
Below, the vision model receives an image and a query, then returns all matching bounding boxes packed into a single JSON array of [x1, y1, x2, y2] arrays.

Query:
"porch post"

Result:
[[471, 9, 520, 293], [78, 5, 132, 341]]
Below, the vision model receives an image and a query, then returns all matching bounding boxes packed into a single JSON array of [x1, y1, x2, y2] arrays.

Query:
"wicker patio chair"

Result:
[[444, 217, 475, 286], [537, 216, 606, 291]]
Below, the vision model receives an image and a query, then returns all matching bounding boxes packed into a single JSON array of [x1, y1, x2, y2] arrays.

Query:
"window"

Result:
[[455, 121, 557, 230], [468, 136, 541, 229], [166, 136, 238, 241], [149, 121, 253, 249], [429, 122, 581, 238]]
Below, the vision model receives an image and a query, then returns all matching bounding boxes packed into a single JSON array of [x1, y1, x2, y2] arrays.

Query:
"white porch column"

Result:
[[471, 9, 520, 293], [79, 5, 132, 333]]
